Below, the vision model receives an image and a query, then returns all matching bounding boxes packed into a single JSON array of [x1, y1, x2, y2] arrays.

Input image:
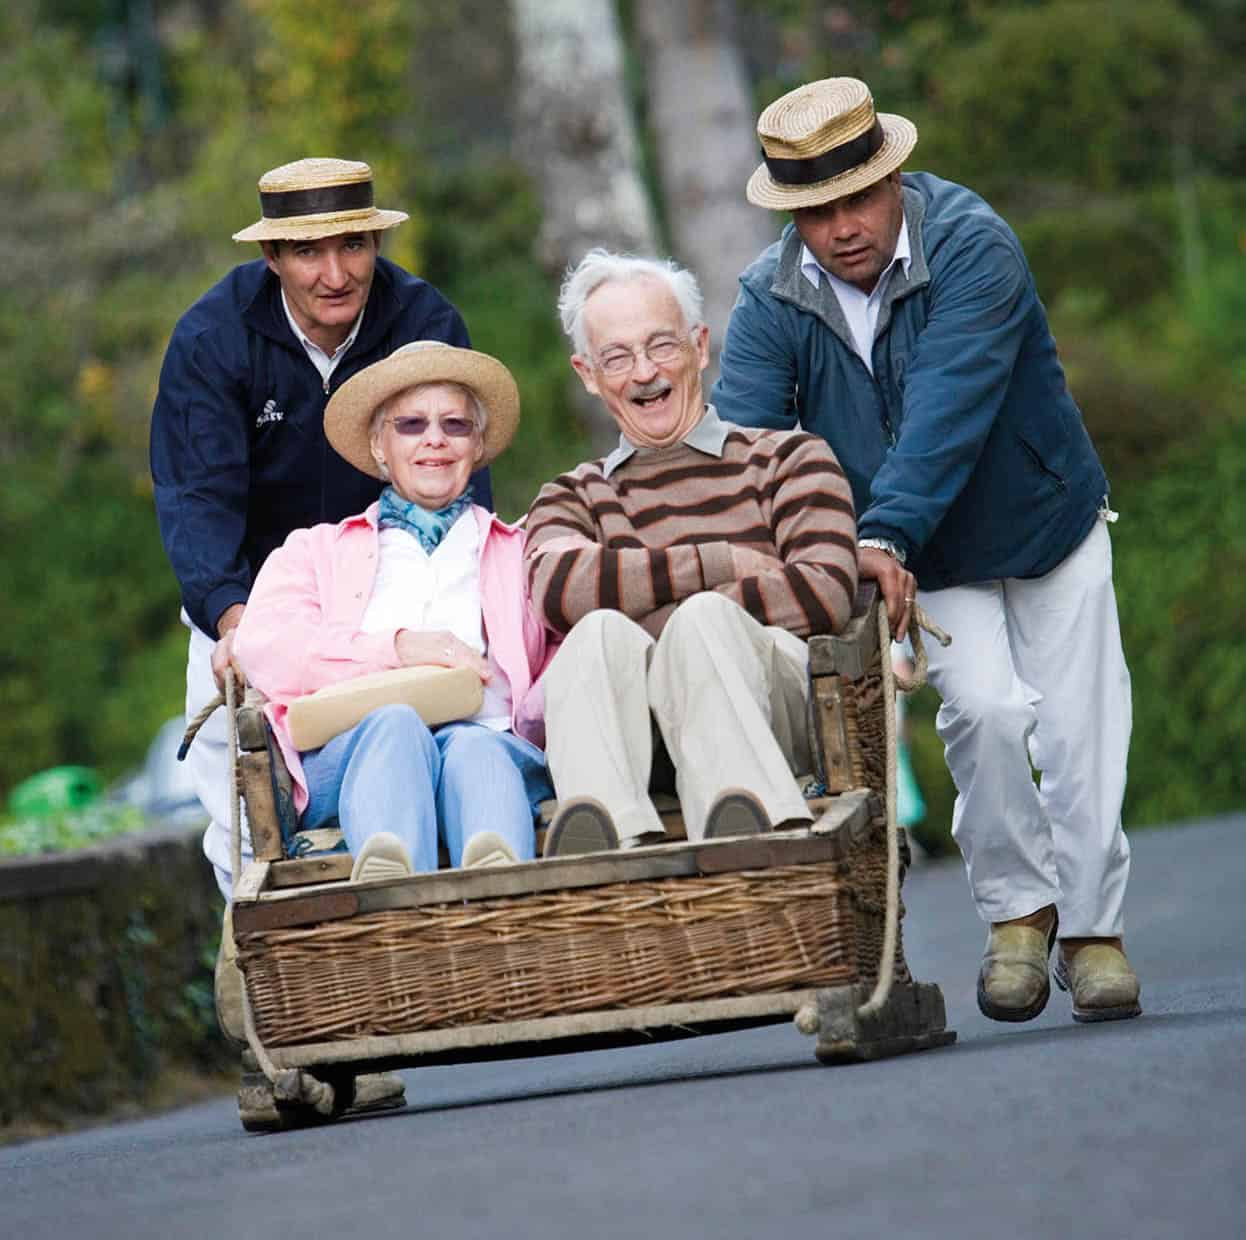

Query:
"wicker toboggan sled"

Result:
[[225, 586, 955, 1132]]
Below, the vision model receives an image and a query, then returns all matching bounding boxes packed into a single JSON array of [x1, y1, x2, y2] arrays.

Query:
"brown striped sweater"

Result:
[[525, 419, 858, 638]]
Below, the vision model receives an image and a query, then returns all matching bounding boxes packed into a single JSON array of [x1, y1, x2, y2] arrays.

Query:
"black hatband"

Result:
[[259, 180, 374, 219], [763, 119, 885, 186]]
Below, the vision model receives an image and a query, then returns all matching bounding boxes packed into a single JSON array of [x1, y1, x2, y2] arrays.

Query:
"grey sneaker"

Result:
[[543, 797, 620, 858], [704, 788, 770, 839]]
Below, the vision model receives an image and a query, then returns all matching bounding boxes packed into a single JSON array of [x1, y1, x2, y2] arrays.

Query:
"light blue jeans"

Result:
[[300, 705, 551, 871]]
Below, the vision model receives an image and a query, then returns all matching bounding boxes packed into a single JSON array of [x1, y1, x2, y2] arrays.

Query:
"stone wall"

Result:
[[0, 825, 231, 1132]]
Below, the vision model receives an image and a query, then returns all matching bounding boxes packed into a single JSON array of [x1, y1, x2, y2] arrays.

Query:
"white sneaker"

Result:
[[350, 831, 414, 883], [461, 830, 519, 868]]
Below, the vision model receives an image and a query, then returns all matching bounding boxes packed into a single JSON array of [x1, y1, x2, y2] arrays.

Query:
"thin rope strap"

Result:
[[857, 603, 951, 1018], [178, 692, 224, 761], [892, 603, 950, 693], [226, 670, 242, 888]]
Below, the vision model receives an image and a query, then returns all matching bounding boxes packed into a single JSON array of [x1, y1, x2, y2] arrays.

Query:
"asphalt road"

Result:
[[6, 815, 1244, 1240]]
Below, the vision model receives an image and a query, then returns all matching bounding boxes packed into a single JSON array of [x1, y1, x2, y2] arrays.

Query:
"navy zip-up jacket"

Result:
[[712, 173, 1107, 591], [151, 257, 489, 636]]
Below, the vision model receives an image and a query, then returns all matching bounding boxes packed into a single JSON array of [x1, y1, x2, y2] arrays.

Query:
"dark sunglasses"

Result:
[[387, 414, 476, 438]]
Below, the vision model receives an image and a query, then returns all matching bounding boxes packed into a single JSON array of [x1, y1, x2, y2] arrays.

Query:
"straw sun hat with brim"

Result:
[[325, 341, 520, 477], [746, 78, 918, 211], [232, 157, 409, 243]]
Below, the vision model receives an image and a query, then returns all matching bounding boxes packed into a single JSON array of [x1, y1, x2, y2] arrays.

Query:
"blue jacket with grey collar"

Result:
[[711, 172, 1108, 591]]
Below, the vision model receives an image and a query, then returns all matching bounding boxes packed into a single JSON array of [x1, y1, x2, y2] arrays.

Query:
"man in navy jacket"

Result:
[[151, 157, 486, 899], [715, 79, 1139, 1025]]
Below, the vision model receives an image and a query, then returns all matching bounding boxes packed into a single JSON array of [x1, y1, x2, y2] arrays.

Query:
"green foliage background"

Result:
[[740, 0, 1246, 847], [1, 0, 1243, 845], [0, 0, 586, 806]]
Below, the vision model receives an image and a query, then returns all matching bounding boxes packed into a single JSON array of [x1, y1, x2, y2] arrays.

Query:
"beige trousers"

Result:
[[543, 593, 814, 842]]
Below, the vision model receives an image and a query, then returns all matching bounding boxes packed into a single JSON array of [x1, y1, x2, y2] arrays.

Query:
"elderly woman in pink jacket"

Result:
[[234, 342, 553, 881]]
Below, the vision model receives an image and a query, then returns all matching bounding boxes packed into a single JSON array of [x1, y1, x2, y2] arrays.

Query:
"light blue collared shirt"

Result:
[[799, 216, 911, 375], [601, 405, 731, 478]]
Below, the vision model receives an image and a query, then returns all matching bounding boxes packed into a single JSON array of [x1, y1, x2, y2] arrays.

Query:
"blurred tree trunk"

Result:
[[634, 0, 774, 382], [511, 0, 660, 450]]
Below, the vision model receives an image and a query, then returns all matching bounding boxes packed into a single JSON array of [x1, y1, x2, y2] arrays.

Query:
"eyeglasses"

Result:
[[387, 414, 477, 438], [593, 335, 689, 377]]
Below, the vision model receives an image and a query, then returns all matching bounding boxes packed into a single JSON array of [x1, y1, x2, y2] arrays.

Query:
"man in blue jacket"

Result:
[[714, 78, 1139, 1025], [151, 157, 487, 899]]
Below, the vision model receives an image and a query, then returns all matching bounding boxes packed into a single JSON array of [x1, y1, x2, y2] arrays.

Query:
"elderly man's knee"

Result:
[[665, 590, 740, 635], [547, 610, 649, 706], [559, 609, 647, 658], [660, 592, 751, 662]]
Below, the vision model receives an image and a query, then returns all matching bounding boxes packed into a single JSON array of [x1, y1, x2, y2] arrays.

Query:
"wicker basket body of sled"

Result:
[[226, 587, 955, 1129]]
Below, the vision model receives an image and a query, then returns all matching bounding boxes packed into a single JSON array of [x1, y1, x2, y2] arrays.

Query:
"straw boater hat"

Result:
[[746, 78, 917, 211], [232, 157, 409, 243], [325, 341, 520, 476]]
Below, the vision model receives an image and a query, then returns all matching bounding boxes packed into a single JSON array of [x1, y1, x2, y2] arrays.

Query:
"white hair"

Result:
[[558, 248, 705, 355]]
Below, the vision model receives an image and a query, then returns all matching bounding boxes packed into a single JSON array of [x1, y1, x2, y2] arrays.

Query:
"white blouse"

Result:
[[359, 510, 512, 730]]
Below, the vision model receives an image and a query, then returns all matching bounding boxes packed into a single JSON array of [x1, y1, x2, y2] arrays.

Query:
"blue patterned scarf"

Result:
[[377, 488, 473, 554]]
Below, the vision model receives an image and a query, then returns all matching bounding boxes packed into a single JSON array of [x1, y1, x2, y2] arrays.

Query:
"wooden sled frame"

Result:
[[228, 587, 955, 1131]]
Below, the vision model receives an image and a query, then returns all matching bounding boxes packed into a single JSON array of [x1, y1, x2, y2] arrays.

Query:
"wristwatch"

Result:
[[858, 537, 907, 565]]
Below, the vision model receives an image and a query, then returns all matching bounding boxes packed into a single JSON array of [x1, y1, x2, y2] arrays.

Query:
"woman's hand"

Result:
[[395, 629, 490, 680]]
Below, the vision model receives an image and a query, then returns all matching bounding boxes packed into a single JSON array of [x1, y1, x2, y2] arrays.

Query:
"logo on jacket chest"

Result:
[[256, 398, 285, 428]]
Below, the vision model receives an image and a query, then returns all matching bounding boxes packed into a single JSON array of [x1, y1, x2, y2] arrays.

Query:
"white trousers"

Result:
[[917, 520, 1132, 936], [543, 593, 814, 842], [184, 615, 251, 900]]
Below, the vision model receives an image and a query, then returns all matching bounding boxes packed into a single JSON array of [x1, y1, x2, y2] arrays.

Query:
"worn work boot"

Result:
[[1054, 940, 1142, 1023], [214, 906, 246, 1050], [977, 904, 1058, 1022]]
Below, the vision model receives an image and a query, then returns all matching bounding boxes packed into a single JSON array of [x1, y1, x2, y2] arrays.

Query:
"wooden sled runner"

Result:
[[225, 587, 956, 1132]]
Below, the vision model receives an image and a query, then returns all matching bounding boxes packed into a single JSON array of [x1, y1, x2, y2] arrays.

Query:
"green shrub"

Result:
[[1114, 414, 1246, 824], [0, 803, 146, 858]]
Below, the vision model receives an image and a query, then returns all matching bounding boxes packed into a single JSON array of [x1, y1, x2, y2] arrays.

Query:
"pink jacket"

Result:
[[234, 503, 552, 815]]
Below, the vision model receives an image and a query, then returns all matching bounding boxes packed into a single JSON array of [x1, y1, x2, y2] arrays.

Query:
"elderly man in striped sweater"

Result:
[[525, 249, 859, 855]]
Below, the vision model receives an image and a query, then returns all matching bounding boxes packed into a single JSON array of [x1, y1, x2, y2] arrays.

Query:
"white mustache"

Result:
[[630, 379, 671, 399]]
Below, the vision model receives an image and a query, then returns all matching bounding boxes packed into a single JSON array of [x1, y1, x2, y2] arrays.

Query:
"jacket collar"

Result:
[[768, 183, 930, 350], [334, 502, 382, 536]]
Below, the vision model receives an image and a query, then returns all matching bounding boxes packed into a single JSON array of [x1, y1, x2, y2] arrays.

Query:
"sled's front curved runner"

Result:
[[227, 586, 956, 1132]]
